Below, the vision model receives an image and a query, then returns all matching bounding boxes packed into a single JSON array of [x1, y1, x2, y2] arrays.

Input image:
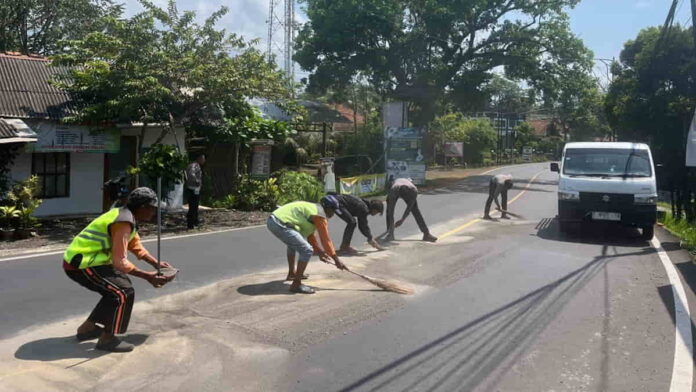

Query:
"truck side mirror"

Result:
[[550, 162, 559, 172]]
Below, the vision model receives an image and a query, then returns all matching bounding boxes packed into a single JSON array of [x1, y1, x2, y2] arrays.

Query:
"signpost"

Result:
[[385, 127, 426, 185]]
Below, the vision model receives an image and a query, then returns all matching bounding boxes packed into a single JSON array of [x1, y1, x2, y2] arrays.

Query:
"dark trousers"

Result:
[[338, 209, 357, 248], [484, 179, 508, 217], [65, 265, 135, 335], [186, 189, 200, 229], [386, 187, 430, 238]]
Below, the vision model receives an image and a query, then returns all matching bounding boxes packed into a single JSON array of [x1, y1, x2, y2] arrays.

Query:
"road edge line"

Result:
[[651, 236, 694, 392]]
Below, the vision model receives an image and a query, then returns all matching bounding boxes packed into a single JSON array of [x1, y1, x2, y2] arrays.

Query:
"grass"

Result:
[[658, 203, 696, 255]]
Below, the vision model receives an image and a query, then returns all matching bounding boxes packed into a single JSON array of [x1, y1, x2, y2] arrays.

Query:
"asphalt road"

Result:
[[1, 162, 694, 392]]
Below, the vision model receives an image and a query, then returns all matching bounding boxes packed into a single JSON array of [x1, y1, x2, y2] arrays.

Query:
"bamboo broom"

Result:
[[327, 261, 414, 295]]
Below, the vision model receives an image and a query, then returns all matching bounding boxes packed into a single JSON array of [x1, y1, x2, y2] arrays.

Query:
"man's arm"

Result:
[[127, 232, 171, 268], [111, 223, 171, 286]]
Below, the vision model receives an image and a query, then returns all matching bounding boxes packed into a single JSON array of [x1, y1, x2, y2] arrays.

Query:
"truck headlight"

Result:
[[559, 191, 580, 201], [634, 194, 657, 205]]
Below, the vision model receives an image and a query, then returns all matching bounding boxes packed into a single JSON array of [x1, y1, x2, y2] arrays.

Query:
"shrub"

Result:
[[276, 170, 324, 205], [6, 175, 42, 230]]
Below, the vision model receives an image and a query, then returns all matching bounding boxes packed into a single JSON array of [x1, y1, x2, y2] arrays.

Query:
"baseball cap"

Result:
[[320, 195, 341, 214], [127, 187, 163, 209]]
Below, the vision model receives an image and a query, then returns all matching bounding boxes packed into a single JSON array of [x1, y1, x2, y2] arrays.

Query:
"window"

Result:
[[563, 148, 652, 178], [31, 153, 70, 198]]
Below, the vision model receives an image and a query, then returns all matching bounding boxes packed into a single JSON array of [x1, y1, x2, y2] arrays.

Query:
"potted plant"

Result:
[[0, 206, 19, 241], [15, 202, 41, 240]]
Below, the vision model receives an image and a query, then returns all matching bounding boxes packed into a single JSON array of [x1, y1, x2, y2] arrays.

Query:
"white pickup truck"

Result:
[[551, 142, 658, 240]]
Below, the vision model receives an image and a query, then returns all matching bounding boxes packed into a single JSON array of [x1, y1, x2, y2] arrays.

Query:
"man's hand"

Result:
[[333, 256, 348, 271], [148, 272, 175, 288], [147, 259, 172, 268], [395, 219, 405, 228], [369, 240, 386, 251], [319, 252, 331, 263]]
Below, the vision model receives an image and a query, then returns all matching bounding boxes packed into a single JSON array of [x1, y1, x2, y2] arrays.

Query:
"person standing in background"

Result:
[[185, 153, 205, 229]]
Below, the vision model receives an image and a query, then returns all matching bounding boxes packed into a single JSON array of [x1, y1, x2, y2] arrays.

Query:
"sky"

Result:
[[122, 0, 693, 82]]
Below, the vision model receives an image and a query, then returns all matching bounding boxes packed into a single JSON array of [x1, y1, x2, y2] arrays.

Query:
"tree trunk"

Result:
[[135, 123, 148, 187], [233, 143, 240, 177]]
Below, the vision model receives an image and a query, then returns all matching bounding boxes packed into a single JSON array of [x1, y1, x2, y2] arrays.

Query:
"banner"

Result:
[[250, 140, 274, 178], [339, 173, 386, 196], [444, 142, 464, 158], [385, 127, 426, 185], [28, 122, 120, 153]]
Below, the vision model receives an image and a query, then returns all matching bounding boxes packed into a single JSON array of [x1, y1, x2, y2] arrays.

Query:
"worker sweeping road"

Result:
[[62, 187, 176, 353], [384, 177, 438, 243], [333, 194, 386, 255], [266, 196, 347, 294], [483, 174, 514, 220]]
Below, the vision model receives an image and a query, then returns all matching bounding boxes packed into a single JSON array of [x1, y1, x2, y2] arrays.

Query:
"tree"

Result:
[[53, 0, 291, 163], [431, 113, 496, 163], [605, 25, 696, 219], [0, 0, 123, 55], [295, 0, 593, 124], [544, 72, 610, 141], [514, 122, 538, 152], [483, 75, 535, 114]]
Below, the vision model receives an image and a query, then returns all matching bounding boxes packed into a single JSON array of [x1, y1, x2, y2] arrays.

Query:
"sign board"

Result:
[[522, 146, 534, 155], [250, 140, 274, 178], [687, 108, 696, 167], [339, 173, 386, 196], [382, 102, 408, 128], [385, 127, 426, 185], [444, 142, 464, 158], [28, 122, 120, 153]]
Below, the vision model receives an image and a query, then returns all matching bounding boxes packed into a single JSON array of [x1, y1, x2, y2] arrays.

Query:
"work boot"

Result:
[[96, 337, 134, 353], [422, 233, 438, 243]]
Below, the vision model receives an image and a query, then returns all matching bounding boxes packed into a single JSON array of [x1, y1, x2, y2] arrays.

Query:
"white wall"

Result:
[[11, 151, 104, 217], [9, 126, 187, 217], [121, 126, 187, 211]]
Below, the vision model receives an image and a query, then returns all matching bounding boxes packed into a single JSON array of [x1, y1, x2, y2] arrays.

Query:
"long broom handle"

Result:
[[156, 177, 162, 276]]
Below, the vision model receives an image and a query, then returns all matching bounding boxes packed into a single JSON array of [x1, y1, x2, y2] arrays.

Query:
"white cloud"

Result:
[[635, 1, 652, 9]]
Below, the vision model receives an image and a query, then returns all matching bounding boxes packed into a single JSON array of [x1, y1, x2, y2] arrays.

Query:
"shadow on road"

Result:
[[237, 280, 294, 296], [422, 175, 555, 196], [337, 245, 654, 392], [14, 334, 148, 362], [535, 217, 647, 247]]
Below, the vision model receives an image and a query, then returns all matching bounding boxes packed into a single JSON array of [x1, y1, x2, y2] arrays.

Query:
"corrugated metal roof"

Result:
[[0, 118, 15, 138], [0, 53, 73, 120]]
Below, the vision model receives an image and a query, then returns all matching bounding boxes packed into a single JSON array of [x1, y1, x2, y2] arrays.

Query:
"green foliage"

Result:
[[0, 0, 123, 55], [659, 208, 696, 255], [211, 170, 324, 211], [0, 206, 20, 229], [129, 144, 188, 196], [296, 0, 592, 124], [332, 124, 384, 162], [431, 114, 497, 164], [52, 0, 290, 138], [514, 122, 539, 152], [276, 171, 324, 205], [214, 108, 294, 146], [6, 176, 43, 230]]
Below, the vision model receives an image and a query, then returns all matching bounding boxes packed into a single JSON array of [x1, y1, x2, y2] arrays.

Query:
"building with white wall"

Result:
[[0, 53, 186, 217]]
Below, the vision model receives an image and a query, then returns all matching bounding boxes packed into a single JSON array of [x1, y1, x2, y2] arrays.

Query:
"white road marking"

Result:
[[0, 224, 265, 262], [651, 236, 693, 392]]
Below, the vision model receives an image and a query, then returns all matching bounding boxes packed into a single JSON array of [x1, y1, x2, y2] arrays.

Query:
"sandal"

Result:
[[286, 273, 309, 281], [76, 326, 104, 342], [289, 284, 315, 294], [95, 337, 135, 353]]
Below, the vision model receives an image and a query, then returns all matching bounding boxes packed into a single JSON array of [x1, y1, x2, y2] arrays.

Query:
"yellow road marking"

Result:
[[439, 219, 482, 240], [437, 170, 544, 240]]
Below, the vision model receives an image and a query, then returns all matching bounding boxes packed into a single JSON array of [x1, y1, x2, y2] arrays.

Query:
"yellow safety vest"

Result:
[[63, 208, 137, 269]]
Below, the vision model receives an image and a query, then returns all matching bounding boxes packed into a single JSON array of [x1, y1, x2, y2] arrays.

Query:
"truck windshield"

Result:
[[563, 148, 652, 177]]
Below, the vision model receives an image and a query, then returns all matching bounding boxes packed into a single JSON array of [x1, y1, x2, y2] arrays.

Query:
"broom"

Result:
[[326, 261, 414, 295]]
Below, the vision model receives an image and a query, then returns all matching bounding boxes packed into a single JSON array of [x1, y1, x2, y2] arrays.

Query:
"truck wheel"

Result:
[[641, 225, 654, 241]]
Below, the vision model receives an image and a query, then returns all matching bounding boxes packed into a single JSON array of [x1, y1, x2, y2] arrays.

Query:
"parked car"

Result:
[[550, 142, 657, 240]]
